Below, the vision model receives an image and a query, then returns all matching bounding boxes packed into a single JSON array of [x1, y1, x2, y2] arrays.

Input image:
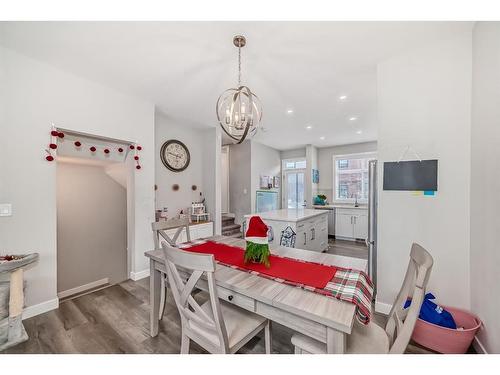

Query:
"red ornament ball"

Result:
[[49, 143, 57, 149], [136, 165, 141, 170], [57, 132, 65, 138], [118, 147, 124, 153], [46, 155, 54, 162], [51, 130, 59, 137], [104, 148, 110, 154], [134, 156, 139, 160], [74, 141, 82, 147], [130, 145, 135, 150], [90, 146, 97, 152], [137, 146, 142, 151]]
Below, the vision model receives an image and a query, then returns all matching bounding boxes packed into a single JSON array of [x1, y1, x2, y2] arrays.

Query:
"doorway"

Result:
[[282, 158, 306, 209]]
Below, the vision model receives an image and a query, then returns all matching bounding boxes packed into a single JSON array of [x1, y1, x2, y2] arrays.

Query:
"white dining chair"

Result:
[[152, 218, 191, 319], [162, 242, 272, 354], [291, 243, 434, 354]]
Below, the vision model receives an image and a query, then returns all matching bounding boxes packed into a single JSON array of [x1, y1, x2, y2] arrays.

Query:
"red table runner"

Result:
[[180, 241, 337, 289]]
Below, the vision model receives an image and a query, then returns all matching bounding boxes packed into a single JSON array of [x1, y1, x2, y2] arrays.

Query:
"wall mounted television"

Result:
[[383, 159, 438, 191]]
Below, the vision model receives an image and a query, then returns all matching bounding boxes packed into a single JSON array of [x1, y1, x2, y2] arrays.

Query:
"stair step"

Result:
[[221, 223, 241, 232], [222, 216, 235, 224], [223, 232, 244, 239], [222, 227, 242, 236]]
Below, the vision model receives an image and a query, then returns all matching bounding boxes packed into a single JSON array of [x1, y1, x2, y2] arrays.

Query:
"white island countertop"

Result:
[[313, 204, 368, 210], [245, 208, 328, 222]]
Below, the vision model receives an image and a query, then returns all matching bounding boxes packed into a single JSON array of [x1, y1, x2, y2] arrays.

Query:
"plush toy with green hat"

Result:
[[244, 216, 271, 268]]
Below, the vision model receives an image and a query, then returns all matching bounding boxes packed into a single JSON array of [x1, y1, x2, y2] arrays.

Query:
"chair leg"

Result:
[[264, 320, 272, 354], [180, 334, 190, 354], [159, 275, 167, 320]]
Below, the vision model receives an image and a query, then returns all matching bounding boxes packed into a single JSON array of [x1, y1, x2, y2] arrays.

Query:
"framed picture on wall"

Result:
[[312, 169, 319, 184], [273, 176, 280, 188]]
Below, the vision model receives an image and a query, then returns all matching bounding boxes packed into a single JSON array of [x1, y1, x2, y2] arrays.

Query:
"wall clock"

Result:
[[160, 139, 190, 172]]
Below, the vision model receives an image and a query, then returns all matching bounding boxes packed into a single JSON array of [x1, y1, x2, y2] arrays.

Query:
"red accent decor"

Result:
[[74, 141, 82, 147], [46, 155, 54, 162], [245, 216, 268, 239], [134, 156, 139, 160], [90, 146, 97, 152], [136, 165, 141, 170], [118, 147, 124, 153], [104, 148, 110, 154], [49, 143, 57, 149], [130, 145, 135, 150], [57, 132, 65, 138], [51, 130, 59, 137], [185, 241, 337, 289], [137, 145, 142, 151]]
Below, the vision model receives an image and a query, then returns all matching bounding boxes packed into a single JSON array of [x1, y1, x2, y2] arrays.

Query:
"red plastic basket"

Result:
[[411, 305, 482, 354]]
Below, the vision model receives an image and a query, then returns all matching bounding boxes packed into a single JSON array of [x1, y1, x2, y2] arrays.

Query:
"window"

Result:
[[333, 153, 376, 202], [283, 159, 306, 170]]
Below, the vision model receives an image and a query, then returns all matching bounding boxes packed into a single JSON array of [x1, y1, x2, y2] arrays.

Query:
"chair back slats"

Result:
[[152, 218, 191, 249], [385, 243, 433, 354], [162, 243, 230, 353]]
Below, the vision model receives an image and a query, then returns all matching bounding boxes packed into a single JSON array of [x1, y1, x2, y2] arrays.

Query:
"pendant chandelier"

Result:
[[216, 35, 263, 144]]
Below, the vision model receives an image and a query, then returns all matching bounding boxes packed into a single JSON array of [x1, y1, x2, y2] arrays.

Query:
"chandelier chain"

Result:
[[238, 45, 241, 87]]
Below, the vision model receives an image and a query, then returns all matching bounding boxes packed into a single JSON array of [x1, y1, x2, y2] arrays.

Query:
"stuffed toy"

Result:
[[244, 216, 271, 268]]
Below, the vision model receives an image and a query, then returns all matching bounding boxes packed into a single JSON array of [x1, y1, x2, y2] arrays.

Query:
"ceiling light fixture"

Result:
[[287, 109, 294, 114], [349, 117, 357, 121], [356, 130, 363, 134], [339, 95, 347, 100], [216, 35, 262, 144], [320, 136, 325, 140], [306, 125, 312, 130]]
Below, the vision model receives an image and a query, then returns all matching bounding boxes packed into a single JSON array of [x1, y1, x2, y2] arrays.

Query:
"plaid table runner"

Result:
[[177, 239, 374, 324]]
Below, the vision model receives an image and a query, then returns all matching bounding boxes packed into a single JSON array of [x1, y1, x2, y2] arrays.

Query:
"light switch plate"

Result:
[[0, 203, 12, 217]]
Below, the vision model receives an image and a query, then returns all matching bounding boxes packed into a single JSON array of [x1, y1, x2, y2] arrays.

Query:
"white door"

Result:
[[284, 171, 305, 209], [221, 146, 230, 214], [335, 213, 354, 238], [353, 214, 368, 240]]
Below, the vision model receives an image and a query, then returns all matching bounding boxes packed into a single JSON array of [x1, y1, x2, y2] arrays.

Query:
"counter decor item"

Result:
[[190, 202, 210, 223], [313, 194, 327, 205], [0, 252, 39, 351], [244, 216, 271, 267]]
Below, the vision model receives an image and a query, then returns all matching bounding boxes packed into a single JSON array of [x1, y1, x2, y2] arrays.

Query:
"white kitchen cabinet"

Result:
[[244, 209, 328, 252], [335, 208, 368, 241]]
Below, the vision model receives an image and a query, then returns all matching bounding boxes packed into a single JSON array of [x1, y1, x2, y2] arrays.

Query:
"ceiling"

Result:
[[0, 22, 473, 150]]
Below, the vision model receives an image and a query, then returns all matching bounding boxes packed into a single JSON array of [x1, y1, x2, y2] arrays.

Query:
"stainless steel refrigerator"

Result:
[[367, 160, 378, 299]]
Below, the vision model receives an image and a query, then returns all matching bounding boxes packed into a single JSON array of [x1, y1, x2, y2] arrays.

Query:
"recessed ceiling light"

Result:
[[356, 130, 363, 134], [339, 95, 347, 100], [286, 109, 294, 114], [349, 117, 357, 121], [306, 125, 312, 130], [319, 136, 325, 140]]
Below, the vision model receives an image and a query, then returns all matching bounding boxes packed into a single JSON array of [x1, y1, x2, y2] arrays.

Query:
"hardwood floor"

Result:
[[1, 276, 450, 354], [326, 238, 368, 260]]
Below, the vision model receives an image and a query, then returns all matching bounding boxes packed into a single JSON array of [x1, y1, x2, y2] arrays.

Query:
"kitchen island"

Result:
[[244, 209, 328, 252]]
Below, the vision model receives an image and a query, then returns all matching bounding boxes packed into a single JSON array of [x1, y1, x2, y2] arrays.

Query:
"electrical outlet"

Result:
[[0, 203, 12, 217]]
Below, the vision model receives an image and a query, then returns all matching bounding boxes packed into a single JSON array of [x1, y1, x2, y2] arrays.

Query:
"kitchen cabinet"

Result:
[[335, 208, 368, 241], [244, 209, 328, 252]]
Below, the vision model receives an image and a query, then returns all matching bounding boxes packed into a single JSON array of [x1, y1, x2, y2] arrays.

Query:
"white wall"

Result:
[[201, 127, 222, 235], [305, 145, 318, 208], [0, 46, 155, 314], [228, 141, 252, 225], [155, 112, 205, 216], [280, 148, 306, 159], [317, 141, 377, 202], [470, 22, 500, 354], [376, 33, 472, 312], [250, 141, 281, 213]]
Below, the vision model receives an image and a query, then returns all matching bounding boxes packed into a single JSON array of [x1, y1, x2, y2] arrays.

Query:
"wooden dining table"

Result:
[[145, 235, 368, 354]]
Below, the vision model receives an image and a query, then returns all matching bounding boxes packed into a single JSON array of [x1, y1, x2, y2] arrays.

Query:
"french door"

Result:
[[284, 170, 305, 209]]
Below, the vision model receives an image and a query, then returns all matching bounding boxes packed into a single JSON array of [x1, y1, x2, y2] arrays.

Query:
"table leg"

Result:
[[150, 260, 161, 337], [326, 327, 346, 354]]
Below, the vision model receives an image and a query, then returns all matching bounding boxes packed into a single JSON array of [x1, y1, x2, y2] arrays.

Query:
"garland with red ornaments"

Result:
[[44, 125, 142, 170]]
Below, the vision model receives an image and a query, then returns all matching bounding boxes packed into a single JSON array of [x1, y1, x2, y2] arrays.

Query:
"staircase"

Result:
[[222, 215, 243, 238]]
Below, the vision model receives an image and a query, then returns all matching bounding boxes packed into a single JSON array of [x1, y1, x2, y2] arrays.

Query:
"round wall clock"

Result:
[[160, 139, 191, 172]]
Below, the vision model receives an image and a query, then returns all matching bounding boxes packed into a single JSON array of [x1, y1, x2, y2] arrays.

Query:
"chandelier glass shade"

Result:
[[216, 35, 262, 144]]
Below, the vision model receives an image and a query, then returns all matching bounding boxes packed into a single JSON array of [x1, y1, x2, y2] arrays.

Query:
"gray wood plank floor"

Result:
[[1, 276, 444, 354], [326, 238, 368, 259]]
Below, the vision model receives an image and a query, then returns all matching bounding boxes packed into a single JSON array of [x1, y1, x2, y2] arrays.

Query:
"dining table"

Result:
[[145, 235, 368, 354]]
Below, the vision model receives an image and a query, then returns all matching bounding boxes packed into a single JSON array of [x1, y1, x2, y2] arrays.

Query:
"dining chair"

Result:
[[291, 243, 434, 354], [151, 218, 191, 320], [162, 242, 272, 354]]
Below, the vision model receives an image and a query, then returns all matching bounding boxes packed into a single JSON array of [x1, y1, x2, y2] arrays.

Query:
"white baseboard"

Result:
[[375, 300, 392, 315], [473, 336, 488, 354], [130, 269, 149, 281], [57, 278, 109, 299], [22, 298, 59, 320]]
